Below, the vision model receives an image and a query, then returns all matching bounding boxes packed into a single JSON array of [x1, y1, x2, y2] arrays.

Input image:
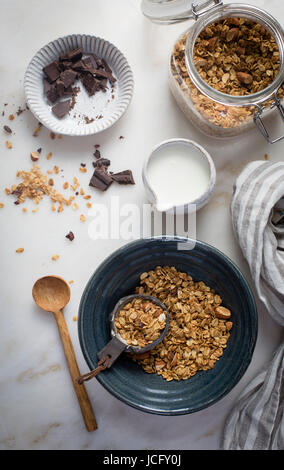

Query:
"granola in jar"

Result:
[[170, 17, 284, 137]]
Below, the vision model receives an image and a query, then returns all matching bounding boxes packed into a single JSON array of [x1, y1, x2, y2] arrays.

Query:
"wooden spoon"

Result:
[[32, 275, 97, 432]]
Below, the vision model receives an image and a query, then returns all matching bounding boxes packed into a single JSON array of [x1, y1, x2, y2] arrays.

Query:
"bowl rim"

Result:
[[78, 236, 258, 415]]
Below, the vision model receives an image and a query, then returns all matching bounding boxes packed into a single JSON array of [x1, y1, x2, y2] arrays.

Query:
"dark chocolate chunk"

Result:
[[111, 170, 135, 185], [65, 231, 75, 241], [55, 80, 65, 97], [82, 73, 99, 96], [73, 56, 94, 71], [101, 58, 113, 75], [94, 149, 101, 159], [89, 55, 98, 69], [89, 68, 116, 83], [46, 84, 59, 104], [98, 77, 108, 91], [43, 78, 52, 94], [60, 60, 73, 70], [43, 61, 61, 82], [63, 85, 74, 96], [60, 69, 77, 88], [95, 57, 103, 68], [51, 99, 71, 119], [3, 125, 12, 134], [67, 47, 83, 62], [93, 158, 111, 168], [60, 47, 82, 62], [71, 59, 86, 71], [89, 169, 113, 191]]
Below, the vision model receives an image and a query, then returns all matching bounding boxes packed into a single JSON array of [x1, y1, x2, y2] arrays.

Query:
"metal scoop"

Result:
[[77, 294, 169, 384]]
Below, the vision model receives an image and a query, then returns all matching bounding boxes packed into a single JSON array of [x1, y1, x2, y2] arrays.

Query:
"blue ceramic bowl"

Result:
[[78, 237, 257, 415]]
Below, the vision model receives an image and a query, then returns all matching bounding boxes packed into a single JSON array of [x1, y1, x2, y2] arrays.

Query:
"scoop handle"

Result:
[[53, 309, 97, 432], [77, 336, 126, 384]]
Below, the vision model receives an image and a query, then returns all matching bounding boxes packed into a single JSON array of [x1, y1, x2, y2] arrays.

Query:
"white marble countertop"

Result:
[[0, 0, 283, 451]]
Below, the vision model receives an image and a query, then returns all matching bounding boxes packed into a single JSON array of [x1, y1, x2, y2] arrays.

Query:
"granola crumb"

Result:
[[9, 114, 14, 121], [69, 280, 74, 284], [16, 247, 24, 253], [46, 152, 52, 160], [30, 151, 40, 162], [33, 124, 42, 137], [0, 203, 4, 208], [80, 214, 86, 222], [264, 153, 269, 160], [51, 254, 60, 261], [5, 141, 12, 149], [22, 207, 27, 213], [73, 315, 77, 321]]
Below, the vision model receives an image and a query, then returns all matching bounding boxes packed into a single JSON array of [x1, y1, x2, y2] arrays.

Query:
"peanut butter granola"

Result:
[[131, 266, 232, 381], [115, 297, 166, 348]]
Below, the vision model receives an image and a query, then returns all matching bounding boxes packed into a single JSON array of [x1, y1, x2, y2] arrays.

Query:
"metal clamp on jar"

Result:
[[141, 0, 284, 143]]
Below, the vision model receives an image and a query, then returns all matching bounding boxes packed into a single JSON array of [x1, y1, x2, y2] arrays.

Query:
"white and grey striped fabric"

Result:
[[222, 160, 284, 450]]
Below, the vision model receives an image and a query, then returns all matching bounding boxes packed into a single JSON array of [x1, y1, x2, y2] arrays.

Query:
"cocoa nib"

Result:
[[65, 231, 75, 241]]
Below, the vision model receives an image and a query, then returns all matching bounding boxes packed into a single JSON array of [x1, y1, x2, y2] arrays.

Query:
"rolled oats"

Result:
[[115, 297, 166, 348], [131, 266, 232, 381]]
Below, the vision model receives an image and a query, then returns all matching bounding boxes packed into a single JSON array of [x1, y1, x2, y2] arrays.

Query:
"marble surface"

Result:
[[0, 0, 283, 451]]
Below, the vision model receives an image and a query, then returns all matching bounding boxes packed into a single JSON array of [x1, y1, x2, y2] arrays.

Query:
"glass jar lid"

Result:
[[141, 0, 223, 24]]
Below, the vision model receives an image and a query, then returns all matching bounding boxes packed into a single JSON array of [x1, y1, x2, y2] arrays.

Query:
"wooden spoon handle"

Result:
[[53, 309, 97, 431]]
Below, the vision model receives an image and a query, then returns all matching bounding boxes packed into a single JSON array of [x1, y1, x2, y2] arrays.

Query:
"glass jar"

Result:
[[141, 0, 284, 143]]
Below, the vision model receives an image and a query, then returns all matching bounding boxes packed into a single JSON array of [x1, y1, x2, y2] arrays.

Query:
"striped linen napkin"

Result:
[[222, 160, 284, 450]]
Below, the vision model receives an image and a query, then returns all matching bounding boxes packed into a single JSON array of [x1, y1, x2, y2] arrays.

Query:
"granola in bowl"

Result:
[[131, 266, 232, 381]]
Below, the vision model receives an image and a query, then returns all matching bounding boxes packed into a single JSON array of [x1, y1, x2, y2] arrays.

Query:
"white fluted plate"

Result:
[[24, 34, 134, 136]]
